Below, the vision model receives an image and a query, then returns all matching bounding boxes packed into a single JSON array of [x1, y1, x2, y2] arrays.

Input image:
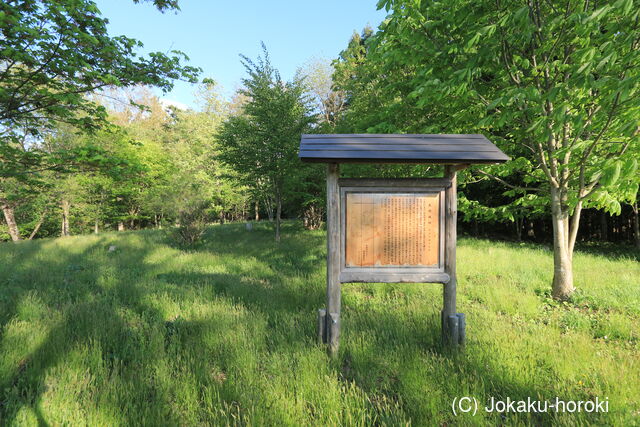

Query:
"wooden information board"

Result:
[[300, 133, 509, 352], [345, 192, 440, 267], [317, 171, 465, 354]]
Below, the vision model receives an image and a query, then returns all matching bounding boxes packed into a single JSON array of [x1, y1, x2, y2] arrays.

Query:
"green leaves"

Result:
[[513, 6, 530, 22], [1, 0, 201, 180], [621, 157, 638, 179], [600, 160, 623, 187], [587, 5, 612, 22], [333, 0, 640, 248], [217, 45, 316, 231], [132, 0, 181, 12], [577, 48, 597, 74], [466, 32, 482, 50], [376, 0, 392, 12]]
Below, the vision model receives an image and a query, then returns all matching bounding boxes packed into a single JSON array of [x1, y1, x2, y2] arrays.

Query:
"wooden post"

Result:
[[457, 313, 466, 346], [447, 315, 459, 347], [317, 309, 327, 343], [443, 165, 458, 346], [326, 163, 341, 355]]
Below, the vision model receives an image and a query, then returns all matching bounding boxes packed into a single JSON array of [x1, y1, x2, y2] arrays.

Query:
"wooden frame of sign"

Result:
[[318, 164, 463, 355], [301, 134, 510, 356], [339, 179, 447, 284]]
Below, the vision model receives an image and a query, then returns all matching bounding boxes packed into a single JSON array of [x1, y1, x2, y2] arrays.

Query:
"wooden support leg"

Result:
[[328, 312, 340, 353], [317, 309, 327, 343], [442, 277, 457, 345], [457, 313, 466, 346], [447, 315, 459, 347], [442, 166, 459, 348], [441, 310, 466, 348], [326, 163, 341, 356]]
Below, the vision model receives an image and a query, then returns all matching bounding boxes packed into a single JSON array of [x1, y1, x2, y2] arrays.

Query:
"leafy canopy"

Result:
[[372, 0, 639, 215], [218, 44, 315, 192], [0, 0, 200, 180]]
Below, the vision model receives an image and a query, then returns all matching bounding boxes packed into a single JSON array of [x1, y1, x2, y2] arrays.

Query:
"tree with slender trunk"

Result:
[[1, 201, 21, 241], [364, 0, 639, 299], [217, 44, 315, 242], [0, 1, 199, 241], [61, 199, 71, 237], [28, 207, 47, 240]]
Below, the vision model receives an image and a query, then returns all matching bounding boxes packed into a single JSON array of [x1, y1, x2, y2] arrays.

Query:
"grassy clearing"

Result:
[[0, 222, 638, 425]]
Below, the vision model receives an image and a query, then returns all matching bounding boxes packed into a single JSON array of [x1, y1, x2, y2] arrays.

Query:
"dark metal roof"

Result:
[[299, 134, 510, 164]]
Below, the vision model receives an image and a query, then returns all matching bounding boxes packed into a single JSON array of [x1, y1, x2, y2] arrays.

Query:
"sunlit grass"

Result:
[[0, 223, 638, 425]]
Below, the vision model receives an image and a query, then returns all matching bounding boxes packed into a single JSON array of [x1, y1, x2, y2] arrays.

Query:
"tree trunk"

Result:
[[2, 204, 21, 241], [600, 211, 608, 241], [118, 222, 125, 231], [28, 208, 48, 240], [527, 220, 536, 238], [94, 219, 99, 234], [255, 201, 259, 221], [633, 202, 640, 249], [264, 196, 274, 221], [550, 188, 575, 300], [275, 192, 282, 242], [61, 199, 71, 236], [128, 207, 138, 230], [515, 217, 522, 241]]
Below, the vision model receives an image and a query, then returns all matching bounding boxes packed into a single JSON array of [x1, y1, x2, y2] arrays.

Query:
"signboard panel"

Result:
[[345, 193, 439, 267], [339, 180, 447, 283]]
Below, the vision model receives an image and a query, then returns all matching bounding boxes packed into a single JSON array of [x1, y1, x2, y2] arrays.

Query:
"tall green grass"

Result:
[[0, 223, 638, 425]]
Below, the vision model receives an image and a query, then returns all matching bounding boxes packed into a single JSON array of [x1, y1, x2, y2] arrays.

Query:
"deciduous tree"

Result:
[[0, 0, 200, 238], [354, 0, 639, 299], [218, 45, 315, 241]]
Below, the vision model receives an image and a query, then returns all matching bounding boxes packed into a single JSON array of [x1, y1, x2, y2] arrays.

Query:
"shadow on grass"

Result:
[[573, 241, 639, 262], [0, 223, 326, 424], [0, 234, 183, 425], [0, 223, 616, 424], [159, 222, 581, 424], [459, 234, 640, 262]]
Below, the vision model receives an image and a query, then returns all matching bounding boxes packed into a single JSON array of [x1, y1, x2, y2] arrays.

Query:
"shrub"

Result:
[[302, 203, 324, 230], [175, 200, 209, 246]]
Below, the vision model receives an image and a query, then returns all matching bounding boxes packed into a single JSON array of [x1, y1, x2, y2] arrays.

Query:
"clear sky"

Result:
[[95, 0, 387, 110]]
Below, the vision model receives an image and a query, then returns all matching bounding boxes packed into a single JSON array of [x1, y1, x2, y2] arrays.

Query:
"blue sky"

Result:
[[95, 0, 387, 110]]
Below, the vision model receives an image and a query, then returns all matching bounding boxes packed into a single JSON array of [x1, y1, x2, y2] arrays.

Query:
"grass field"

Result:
[[0, 222, 638, 426]]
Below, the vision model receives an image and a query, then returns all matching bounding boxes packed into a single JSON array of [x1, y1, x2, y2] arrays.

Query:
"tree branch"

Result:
[[475, 169, 542, 192]]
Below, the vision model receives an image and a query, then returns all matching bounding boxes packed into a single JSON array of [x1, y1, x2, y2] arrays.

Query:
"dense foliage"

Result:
[[0, 0, 199, 177], [217, 45, 318, 241], [331, 0, 640, 297], [0, 0, 200, 241], [0, 0, 637, 298]]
